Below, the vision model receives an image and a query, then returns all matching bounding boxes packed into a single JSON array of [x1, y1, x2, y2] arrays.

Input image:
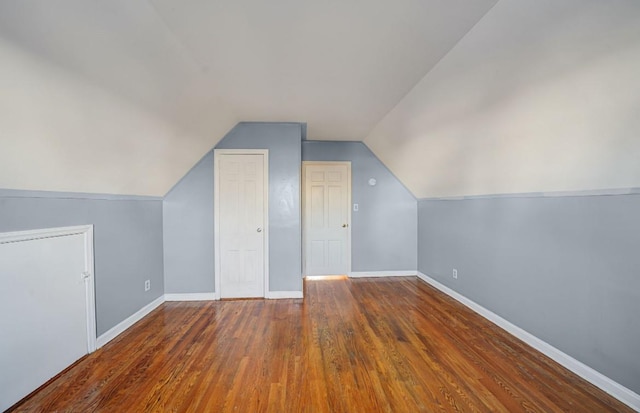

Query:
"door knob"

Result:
[[257, 228, 262, 232], [342, 224, 348, 228]]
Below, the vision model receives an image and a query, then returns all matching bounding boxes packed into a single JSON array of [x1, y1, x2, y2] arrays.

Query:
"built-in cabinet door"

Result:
[[0, 232, 89, 411], [303, 162, 350, 275], [218, 153, 266, 298]]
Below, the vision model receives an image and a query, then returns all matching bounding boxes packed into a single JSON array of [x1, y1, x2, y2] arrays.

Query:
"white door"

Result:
[[216, 152, 267, 298], [303, 162, 350, 275], [0, 228, 94, 411]]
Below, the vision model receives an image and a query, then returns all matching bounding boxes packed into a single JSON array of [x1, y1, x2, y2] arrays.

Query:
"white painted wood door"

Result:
[[303, 162, 350, 275], [0, 228, 94, 411], [217, 153, 266, 298]]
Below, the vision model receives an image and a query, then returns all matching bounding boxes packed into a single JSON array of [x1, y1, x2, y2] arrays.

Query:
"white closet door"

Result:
[[303, 163, 350, 275], [218, 154, 266, 298], [0, 232, 88, 411]]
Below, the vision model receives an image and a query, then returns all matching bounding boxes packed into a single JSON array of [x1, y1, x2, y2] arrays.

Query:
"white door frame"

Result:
[[0, 225, 97, 353], [214, 149, 270, 298], [301, 161, 352, 276]]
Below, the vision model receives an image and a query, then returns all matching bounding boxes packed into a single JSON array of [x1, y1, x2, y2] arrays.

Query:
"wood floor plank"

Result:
[[8, 277, 634, 413]]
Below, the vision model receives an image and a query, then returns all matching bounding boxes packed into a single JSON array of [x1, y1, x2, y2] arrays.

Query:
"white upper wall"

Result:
[[0, 38, 217, 196], [0, 0, 496, 196], [365, 0, 640, 198]]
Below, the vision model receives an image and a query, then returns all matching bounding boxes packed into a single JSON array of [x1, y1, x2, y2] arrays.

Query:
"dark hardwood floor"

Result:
[[9, 277, 633, 412]]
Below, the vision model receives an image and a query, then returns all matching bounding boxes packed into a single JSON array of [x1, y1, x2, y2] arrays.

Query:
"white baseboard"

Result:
[[349, 270, 417, 278], [165, 291, 303, 300], [266, 291, 304, 299], [93, 289, 299, 352], [96, 295, 165, 349], [165, 293, 218, 301], [416, 272, 640, 411]]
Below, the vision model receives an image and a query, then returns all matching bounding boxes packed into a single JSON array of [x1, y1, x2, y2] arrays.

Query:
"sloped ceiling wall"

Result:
[[365, 0, 640, 198], [0, 0, 496, 196], [0, 38, 213, 196], [3, 0, 638, 198], [0, 0, 235, 196]]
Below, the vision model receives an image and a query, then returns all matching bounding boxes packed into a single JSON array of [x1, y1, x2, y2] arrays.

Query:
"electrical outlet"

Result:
[[144, 280, 151, 291], [452, 269, 458, 279]]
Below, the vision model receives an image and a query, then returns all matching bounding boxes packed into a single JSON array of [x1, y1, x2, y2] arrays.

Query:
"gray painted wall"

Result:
[[217, 122, 302, 292], [0, 190, 164, 336], [163, 151, 215, 294], [164, 122, 303, 294], [302, 141, 417, 272], [418, 194, 640, 394]]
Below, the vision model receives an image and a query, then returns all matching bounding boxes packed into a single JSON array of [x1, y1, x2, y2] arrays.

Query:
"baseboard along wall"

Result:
[[265, 291, 304, 299], [96, 272, 639, 411], [96, 290, 303, 348], [416, 272, 640, 411], [348, 271, 417, 278], [96, 295, 165, 349], [164, 293, 218, 301]]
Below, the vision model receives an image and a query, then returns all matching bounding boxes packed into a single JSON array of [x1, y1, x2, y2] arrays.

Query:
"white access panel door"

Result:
[[218, 154, 266, 298], [303, 163, 350, 275], [0, 233, 89, 411]]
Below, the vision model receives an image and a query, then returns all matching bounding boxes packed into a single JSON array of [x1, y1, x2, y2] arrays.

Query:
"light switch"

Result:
[[353, 203, 359, 212]]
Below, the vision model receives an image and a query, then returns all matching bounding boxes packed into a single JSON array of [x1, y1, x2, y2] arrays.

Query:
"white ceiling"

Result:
[[0, 0, 497, 140]]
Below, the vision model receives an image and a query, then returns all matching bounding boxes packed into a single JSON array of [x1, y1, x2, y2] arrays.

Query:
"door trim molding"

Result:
[[302, 161, 352, 276], [0, 225, 97, 353], [214, 149, 270, 298]]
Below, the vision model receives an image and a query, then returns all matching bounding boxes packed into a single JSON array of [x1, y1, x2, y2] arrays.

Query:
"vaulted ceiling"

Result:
[[1, 0, 638, 197], [365, 0, 640, 197]]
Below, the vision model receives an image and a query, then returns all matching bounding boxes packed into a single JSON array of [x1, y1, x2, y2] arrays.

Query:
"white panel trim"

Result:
[[83, 226, 97, 353], [0, 188, 162, 201], [0, 225, 91, 244], [416, 272, 640, 411], [96, 295, 164, 349], [349, 271, 417, 278], [266, 291, 304, 299], [423, 187, 640, 201], [214, 149, 269, 299], [165, 293, 217, 301], [0, 225, 97, 353]]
